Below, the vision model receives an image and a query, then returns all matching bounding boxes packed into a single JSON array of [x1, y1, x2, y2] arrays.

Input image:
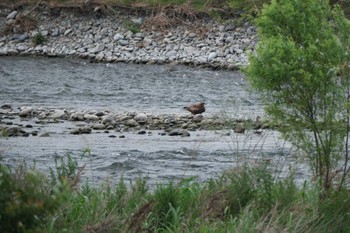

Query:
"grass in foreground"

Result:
[[1, 155, 350, 233]]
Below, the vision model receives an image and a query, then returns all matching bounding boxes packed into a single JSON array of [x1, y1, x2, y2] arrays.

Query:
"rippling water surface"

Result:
[[0, 56, 309, 187], [0, 56, 263, 115]]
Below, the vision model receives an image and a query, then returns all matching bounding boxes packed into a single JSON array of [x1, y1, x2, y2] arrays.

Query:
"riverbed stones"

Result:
[[0, 6, 257, 69], [0, 104, 269, 137]]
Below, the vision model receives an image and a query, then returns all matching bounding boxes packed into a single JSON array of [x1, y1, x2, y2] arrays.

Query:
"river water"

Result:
[[0, 56, 309, 187]]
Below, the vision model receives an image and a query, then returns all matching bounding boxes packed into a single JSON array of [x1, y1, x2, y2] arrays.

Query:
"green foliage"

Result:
[[2, 156, 350, 232], [245, 0, 350, 191], [122, 20, 141, 34], [221, 164, 298, 218], [32, 32, 47, 46], [0, 162, 68, 233], [227, 0, 271, 17], [49, 154, 80, 186], [136, 177, 201, 232], [318, 190, 350, 232]]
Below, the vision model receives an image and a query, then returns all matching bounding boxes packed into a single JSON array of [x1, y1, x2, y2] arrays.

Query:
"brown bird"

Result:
[[183, 102, 206, 115]]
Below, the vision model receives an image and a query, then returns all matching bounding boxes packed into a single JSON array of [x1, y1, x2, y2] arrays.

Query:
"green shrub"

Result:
[[32, 32, 47, 46], [245, 0, 350, 191], [227, 0, 271, 16], [0, 163, 68, 233], [49, 154, 80, 187]]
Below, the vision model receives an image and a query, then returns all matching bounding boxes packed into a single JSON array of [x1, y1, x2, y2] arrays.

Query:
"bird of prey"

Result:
[[183, 102, 206, 115]]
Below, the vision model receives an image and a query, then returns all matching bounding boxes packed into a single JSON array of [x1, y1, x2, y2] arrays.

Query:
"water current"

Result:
[[0, 56, 310, 187]]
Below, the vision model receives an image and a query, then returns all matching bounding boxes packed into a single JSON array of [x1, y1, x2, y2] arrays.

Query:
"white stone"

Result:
[[134, 113, 148, 123], [208, 52, 217, 61], [7, 11, 18, 20], [50, 110, 66, 119]]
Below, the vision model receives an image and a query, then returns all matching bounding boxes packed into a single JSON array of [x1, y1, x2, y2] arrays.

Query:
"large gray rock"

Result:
[[134, 113, 148, 124], [92, 123, 105, 130], [3, 125, 25, 137], [19, 107, 33, 117], [192, 114, 204, 123], [50, 110, 67, 119], [84, 114, 100, 121]]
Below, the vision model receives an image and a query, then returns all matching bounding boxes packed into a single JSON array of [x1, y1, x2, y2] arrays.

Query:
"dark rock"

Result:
[[168, 128, 190, 137], [70, 127, 92, 135], [70, 128, 80, 134], [39, 132, 50, 137], [3, 125, 25, 137], [1, 104, 12, 109], [254, 129, 263, 135], [80, 127, 92, 134], [119, 135, 125, 138], [136, 130, 146, 135], [95, 112, 105, 117]]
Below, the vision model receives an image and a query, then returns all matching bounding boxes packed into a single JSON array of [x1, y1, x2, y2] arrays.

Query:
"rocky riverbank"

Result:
[[0, 105, 269, 138], [0, 5, 256, 69]]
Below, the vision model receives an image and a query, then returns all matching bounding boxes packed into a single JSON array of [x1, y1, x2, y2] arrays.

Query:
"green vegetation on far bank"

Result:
[[1, 155, 350, 233]]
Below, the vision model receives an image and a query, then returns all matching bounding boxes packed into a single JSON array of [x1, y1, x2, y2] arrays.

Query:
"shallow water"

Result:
[[0, 56, 262, 116], [0, 56, 309, 187]]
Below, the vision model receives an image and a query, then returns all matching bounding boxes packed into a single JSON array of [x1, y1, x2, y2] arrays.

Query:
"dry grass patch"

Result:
[[1, 13, 37, 35]]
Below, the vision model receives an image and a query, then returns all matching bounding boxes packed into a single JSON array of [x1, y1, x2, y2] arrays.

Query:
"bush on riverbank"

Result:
[[1, 155, 350, 233]]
